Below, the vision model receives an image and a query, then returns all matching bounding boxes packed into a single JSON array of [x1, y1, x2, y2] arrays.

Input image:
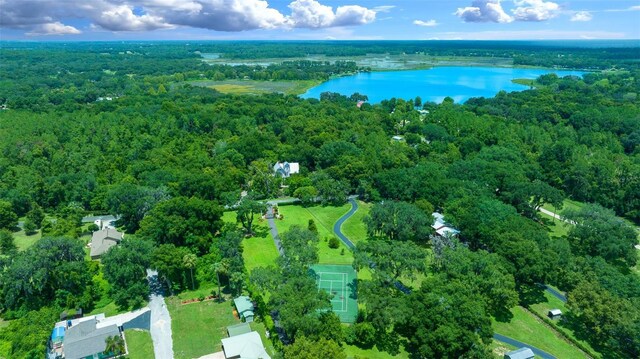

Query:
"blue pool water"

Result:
[[301, 67, 585, 103]]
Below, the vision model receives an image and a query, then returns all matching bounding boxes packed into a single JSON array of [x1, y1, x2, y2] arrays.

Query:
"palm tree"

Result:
[[212, 260, 229, 302], [104, 335, 125, 356], [183, 253, 197, 290]]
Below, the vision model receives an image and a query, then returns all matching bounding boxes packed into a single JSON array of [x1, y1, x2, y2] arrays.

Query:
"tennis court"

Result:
[[310, 264, 358, 323]]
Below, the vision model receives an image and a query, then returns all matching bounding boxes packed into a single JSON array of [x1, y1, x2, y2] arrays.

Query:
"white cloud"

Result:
[[455, 0, 513, 23], [0, 0, 378, 35], [512, 0, 560, 21], [414, 19, 438, 27], [333, 5, 376, 26], [570, 11, 592, 22], [288, 0, 336, 28], [95, 5, 172, 31], [288, 0, 375, 28], [26, 21, 81, 36], [373, 6, 395, 13], [159, 0, 288, 31]]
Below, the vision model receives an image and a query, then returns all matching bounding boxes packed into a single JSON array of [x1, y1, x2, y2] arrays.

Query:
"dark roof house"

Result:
[[90, 228, 124, 259]]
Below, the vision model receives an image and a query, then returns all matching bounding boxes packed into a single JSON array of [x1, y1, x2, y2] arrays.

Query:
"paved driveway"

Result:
[[147, 269, 174, 359]]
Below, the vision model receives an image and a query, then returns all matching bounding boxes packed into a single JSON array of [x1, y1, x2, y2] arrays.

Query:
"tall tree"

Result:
[[364, 201, 432, 242], [354, 239, 427, 284], [183, 253, 197, 290], [398, 276, 493, 359], [284, 336, 346, 359], [277, 225, 319, 269], [564, 203, 638, 267], [0, 200, 18, 230], [102, 238, 153, 309], [236, 198, 266, 236], [138, 196, 223, 253]]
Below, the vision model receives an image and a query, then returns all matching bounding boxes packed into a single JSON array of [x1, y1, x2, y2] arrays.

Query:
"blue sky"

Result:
[[1, 0, 639, 40]]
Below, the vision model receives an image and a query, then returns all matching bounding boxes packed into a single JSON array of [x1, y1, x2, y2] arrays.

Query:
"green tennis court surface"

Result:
[[310, 264, 358, 323]]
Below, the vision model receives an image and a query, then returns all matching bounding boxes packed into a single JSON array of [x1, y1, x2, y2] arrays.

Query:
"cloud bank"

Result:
[[0, 0, 379, 35], [455, 0, 561, 23]]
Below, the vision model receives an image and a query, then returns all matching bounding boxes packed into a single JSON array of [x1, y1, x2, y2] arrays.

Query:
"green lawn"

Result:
[[187, 79, 322, 95], [169, 298, 240, 359], [529, 292, 601, 358], [492, 306, 587, 359], [12, 229, 40, 251], [125, 329, 154, 359], [344, 344, 409, 359], [541, 199, 585, 214], [223, 211, 280, 272], [275, 205, 354, 265], [540, 211, 570, 238], [341, 201, 371, 244]]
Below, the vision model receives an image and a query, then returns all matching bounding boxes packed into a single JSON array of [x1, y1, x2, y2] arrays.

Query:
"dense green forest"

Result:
[[0, 41, 639, 358]]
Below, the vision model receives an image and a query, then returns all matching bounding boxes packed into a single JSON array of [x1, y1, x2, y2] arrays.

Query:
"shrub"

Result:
[[328, 236, 340, 249]]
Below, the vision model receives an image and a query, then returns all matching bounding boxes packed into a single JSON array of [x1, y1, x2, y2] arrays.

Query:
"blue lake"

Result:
[[301, 67, 584, 103]]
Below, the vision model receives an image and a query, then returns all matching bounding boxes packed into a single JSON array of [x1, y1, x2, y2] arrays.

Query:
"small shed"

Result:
[[227, 322, 252, 337], [234, 296, 255, 323], [548, 309, 562, 320], [504, 347, 535, 359]]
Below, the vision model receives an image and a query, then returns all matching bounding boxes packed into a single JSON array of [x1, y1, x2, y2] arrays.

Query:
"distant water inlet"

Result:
[[300, 67, 585, 104]]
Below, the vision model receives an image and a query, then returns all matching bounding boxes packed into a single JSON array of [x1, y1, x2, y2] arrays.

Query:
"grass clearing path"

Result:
[[275, 204, 353, 265], [492, 306, 587, 359]]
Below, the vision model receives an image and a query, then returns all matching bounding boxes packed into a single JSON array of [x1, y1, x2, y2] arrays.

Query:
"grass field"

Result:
[[340, 201, 371, 244], [168, 298, 240, 359], [223, 211, 280, 272], [125, 329, 154, 359], [344, 344, 410, 359], [492, 306, 587, 359], [542, 199, 585, 214], [188, 79, 322, 95], [540, 211, 570, 238], [529, 292, 601, 358], [275, 204, 354, 265], [12, 229, 40, 251]]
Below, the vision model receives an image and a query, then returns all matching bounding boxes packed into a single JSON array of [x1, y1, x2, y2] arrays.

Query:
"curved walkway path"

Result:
[[333, 196, 358, 250], [493, 334, 557, 359]]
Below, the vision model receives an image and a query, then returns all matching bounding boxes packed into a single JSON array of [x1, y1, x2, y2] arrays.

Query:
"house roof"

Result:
[[549, 309, 562, 315], [90, 228, 123, 258], [505, 347, 535, 359], [221, 331, 270, 359], [234, 296, 254, 315], [63, 319, 120, 359], [227, 323, 252, 337], [432, 212, 460, 237]]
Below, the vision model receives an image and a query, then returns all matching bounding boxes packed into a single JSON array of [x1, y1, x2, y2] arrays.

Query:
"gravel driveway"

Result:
[[147, 269, 174, 359]]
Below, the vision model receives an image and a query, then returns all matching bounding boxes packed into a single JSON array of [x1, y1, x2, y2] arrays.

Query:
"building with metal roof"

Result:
[[234, 296, 255, 323], [504, 347, 535, 359], [221, 331, 270, 359], [90, 228, 124, 259]]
